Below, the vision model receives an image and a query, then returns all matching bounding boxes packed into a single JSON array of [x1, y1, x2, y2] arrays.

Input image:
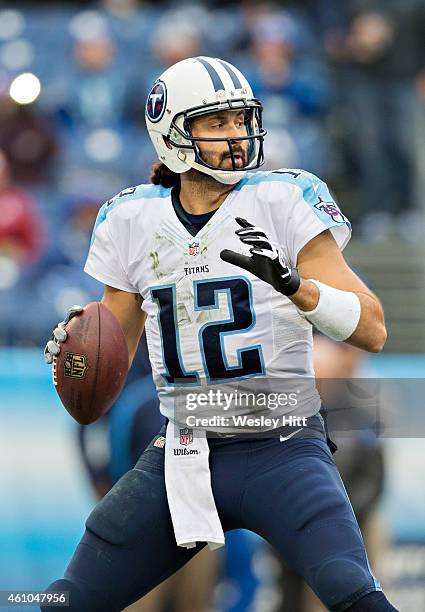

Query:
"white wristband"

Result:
[[300, 279, 361, 341]]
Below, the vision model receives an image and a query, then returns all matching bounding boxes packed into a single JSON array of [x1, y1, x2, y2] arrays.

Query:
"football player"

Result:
[[43, 57, 397, 611]]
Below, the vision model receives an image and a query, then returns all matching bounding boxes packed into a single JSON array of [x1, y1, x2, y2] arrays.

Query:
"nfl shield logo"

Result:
[[179, 428, 193, 446], [188, 241, 200, 256], [153, 436, 166, 449], [64, 352, 87, 378]]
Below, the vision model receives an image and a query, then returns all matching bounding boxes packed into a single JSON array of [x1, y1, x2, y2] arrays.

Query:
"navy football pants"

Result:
[[42, 429, 382, 611]]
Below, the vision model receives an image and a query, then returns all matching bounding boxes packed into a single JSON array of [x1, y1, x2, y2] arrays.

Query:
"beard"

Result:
[[181, 143, 249, 191], [219, 145, 248, 168], [199, 144, 249, 170]]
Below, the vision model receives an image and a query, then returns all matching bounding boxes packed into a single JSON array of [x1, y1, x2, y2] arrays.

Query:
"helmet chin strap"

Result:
[[189, 159, 247, 185]]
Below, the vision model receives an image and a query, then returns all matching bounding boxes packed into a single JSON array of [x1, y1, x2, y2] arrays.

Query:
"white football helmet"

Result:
[[145, 56, 266, 185]]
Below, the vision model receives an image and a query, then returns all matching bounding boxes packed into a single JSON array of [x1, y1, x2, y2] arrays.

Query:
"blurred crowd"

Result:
[[1, 0, 425, 345]]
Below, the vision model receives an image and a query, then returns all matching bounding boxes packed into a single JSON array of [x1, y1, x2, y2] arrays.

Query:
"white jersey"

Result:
[[85, 169, 351, 429]]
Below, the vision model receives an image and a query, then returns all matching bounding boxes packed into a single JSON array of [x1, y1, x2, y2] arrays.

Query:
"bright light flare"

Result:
[[9, 72, 41, 105]]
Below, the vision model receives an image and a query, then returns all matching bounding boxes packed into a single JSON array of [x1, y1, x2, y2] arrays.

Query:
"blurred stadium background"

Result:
[[0, 1, 424, 611]]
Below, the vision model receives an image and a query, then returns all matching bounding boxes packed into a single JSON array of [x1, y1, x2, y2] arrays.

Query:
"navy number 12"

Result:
[[151, 277, 264, 384]]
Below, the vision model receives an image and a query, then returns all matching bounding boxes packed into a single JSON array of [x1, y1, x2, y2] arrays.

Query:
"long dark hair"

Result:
[[150, 162, 180, 188]]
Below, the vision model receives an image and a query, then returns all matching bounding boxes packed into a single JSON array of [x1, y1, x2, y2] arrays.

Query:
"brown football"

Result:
[[53, 302, 128, 425]]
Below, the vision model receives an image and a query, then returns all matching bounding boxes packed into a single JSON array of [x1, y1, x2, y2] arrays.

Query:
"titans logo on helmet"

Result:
[[146, 80, 167, 123]]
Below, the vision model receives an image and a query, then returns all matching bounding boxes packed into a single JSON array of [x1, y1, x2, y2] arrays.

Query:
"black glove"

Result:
[[220, 218, 300, 296]]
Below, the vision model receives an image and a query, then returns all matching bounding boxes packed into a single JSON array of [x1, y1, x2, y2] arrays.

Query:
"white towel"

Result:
[[164, 421, 225, 550]]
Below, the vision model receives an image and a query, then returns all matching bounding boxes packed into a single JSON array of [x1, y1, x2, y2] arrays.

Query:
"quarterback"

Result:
[[43, 57, 397, 611]]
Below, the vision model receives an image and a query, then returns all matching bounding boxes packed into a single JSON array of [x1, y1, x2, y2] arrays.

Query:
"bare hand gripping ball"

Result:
[[53, 302, 128, 425]]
